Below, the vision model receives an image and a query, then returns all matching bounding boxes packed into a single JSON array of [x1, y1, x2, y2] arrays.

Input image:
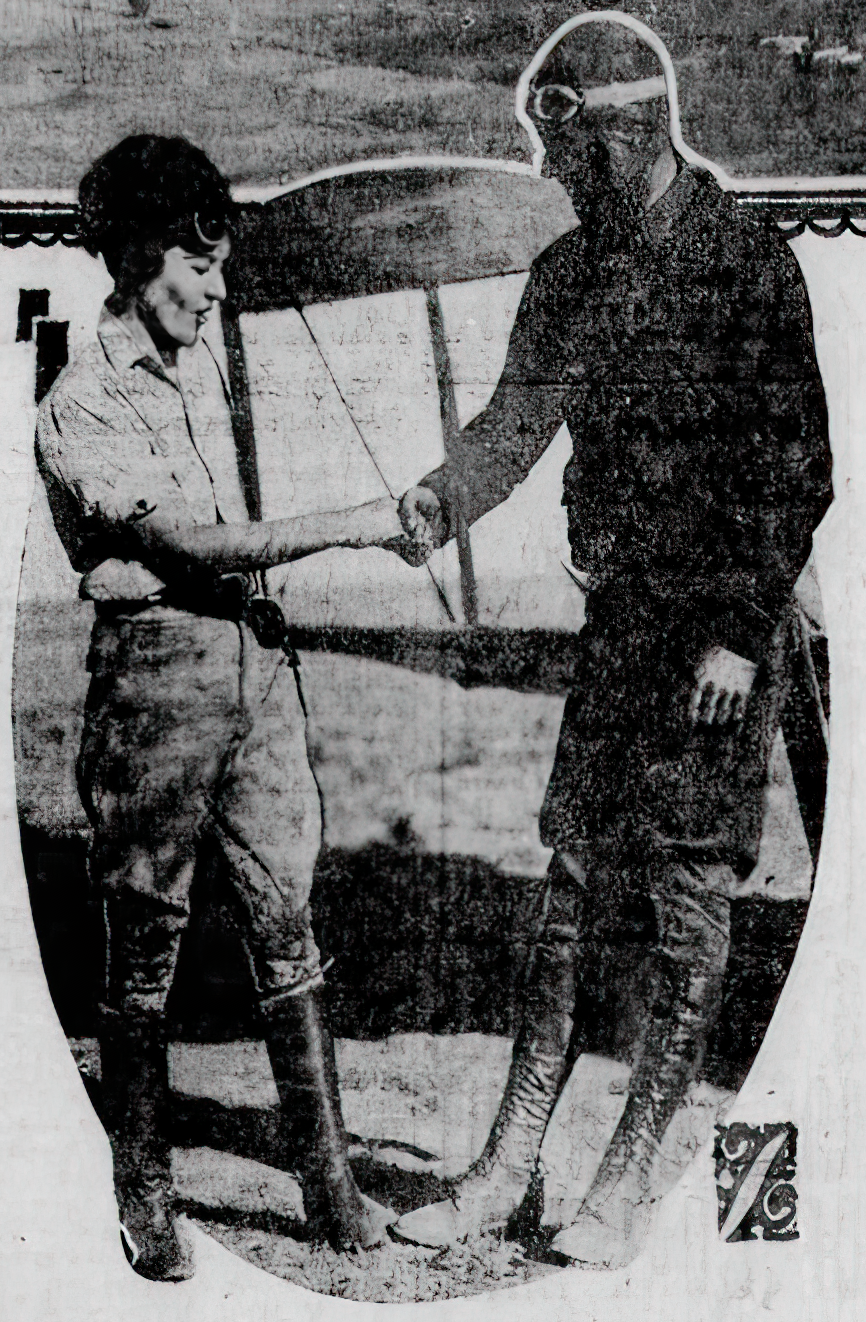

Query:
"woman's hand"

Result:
[[80, 558, 166, 603], [363, 494, 405, 544], [379, 487, 446, 566], [122, 492, 434, 574]]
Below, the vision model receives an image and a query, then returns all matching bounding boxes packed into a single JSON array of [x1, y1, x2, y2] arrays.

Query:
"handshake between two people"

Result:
[[388, 485, 447, 566], [80, 485, 447, 604], [78, 484, 758, 727]]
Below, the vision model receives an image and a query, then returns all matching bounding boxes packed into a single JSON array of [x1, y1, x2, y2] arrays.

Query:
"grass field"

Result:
[[1, 0, 865, 188]]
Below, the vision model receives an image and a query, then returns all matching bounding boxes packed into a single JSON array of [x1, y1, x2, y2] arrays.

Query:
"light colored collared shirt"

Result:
[[36, 307, 249, 575]]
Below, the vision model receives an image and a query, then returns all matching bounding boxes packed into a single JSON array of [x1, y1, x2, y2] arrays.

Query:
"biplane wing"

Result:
[[228, 165, 577, 308], [13, 162, 587, 849], [8, 162, 819, 887]]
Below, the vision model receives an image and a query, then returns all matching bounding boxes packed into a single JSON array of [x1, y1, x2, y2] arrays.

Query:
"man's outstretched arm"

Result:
[[406, 243, 576, 543]]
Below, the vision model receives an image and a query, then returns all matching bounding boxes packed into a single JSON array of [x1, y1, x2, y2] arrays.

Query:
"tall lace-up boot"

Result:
[[551, 859, 732, 1267], [393, 862, 582, 1247]]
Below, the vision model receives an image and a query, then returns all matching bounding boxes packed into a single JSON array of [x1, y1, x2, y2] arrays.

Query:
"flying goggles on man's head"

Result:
[[531, 74, 667, 125], [516, 10, 724, 183]]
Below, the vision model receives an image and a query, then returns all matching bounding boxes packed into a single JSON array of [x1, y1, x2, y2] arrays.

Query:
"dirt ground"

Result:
[[1, 0, 865, 189], [71, 1032, 734, 1301], [193, 1223, 562, 1301]]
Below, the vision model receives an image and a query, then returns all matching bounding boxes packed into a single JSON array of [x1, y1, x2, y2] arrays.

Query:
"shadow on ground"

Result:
[[23, 823, 808, 1092], [28, 823, 808, 1297]]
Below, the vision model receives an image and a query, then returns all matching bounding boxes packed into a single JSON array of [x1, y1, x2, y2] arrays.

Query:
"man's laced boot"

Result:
[[393, 867, 581, 1247], [552, 866, 731, 1267]]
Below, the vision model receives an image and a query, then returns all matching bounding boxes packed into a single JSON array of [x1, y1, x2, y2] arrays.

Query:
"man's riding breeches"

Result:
[[540, 591, 794, 876], [78, 612, 324, 1019], [556, 843, 733, 1104]]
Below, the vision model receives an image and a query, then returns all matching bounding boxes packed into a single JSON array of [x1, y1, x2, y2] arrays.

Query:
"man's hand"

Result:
[[398, 486, 445, 555], [689, 645, 757, 727], [382, 487, 445, 566], [80, 558, 166, 603]]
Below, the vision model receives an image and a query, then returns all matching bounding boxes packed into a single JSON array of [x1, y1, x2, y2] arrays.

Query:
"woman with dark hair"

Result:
[[37, 134, 430, 1281], [78, 134, 237, 314]]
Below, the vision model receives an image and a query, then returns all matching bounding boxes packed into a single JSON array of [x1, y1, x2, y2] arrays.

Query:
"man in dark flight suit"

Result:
[[393, 16, 833, 1264]]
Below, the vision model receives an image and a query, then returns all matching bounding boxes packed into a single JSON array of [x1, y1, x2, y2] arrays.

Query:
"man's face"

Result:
[[139, 233, 230, 349], [589, 100, 667, 186], [533, 81, 667, 191]]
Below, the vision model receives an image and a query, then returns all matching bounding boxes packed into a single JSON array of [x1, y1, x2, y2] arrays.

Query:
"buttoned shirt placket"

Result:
[[96, 314, 227, 528]]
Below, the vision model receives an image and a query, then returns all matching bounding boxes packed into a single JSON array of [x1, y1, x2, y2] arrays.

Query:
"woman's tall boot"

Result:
[[262, 985, 395, 1250], [99, 1013, 193, 1281]]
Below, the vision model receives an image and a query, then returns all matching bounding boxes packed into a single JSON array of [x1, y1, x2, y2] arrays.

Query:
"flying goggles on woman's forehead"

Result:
[[141, 204, 230, 254], [192, 208, 229, 247]]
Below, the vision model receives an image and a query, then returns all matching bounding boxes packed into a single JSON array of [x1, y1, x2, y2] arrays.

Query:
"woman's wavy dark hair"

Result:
[[79, 134, 234, 312]]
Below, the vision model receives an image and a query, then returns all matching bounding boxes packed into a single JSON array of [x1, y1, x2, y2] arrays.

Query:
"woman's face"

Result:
[[139, 234, 231, 349]]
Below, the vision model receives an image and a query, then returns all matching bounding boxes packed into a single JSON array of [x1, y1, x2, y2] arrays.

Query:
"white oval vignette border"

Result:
[[0, 222, 862, 1322], [2, 11, 866, 1313]]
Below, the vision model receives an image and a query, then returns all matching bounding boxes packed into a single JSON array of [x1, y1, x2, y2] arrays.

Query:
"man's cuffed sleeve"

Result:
[[421, 384, 570, 539]]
